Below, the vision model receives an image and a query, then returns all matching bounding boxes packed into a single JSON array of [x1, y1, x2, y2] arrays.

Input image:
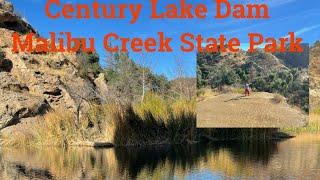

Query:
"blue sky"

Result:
[[10, 0, 320, 79]]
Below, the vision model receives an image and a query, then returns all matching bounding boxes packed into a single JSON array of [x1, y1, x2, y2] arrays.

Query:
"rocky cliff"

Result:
[[310, 41, 320, 110], [0, 0, 35, 34], [0, 0, 107, 130]]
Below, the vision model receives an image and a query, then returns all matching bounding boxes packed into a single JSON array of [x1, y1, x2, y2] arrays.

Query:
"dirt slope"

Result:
[[197, 92, 307, 128]]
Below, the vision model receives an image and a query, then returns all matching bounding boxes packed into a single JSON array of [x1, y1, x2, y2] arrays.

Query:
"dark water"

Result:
[[1, 135, 320, 179]]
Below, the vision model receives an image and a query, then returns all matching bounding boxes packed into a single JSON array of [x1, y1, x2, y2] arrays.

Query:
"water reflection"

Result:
[[0, 136, 320, 179], [115, 141, 278, 179], [115, 144, 209, 178], [221, 141, 278, 165]]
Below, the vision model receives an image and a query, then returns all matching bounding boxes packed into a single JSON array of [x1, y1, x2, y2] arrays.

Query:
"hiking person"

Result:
[[244, 83, 250, 96]]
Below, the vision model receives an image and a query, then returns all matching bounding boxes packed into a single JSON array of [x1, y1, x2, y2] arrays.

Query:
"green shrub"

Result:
[[77, 51, 102, 79]]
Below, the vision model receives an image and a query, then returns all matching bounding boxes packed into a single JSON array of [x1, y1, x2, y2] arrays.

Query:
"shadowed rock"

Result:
[[0, 0, 35, 33]]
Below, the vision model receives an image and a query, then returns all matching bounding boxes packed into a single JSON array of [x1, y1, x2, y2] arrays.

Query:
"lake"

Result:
[[0, 135, 319, 179]]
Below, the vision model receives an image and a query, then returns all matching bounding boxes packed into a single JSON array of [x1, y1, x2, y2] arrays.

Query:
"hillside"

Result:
[[197, 92, 307, 128], [197, 44, 309, 112], [273, 43, 309, 68], [0, 0, 108, 130]]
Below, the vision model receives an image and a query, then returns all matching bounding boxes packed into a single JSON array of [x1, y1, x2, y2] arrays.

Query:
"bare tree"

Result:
[[170, 54, 196, 100], [136, 52, 157, 102]]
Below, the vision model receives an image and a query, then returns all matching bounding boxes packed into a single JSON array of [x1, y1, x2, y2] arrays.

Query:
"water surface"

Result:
[[0, 135, 320, 179]]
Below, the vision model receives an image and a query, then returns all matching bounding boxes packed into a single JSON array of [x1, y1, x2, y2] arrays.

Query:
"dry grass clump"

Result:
[[1, 130, 35, 147], [1, 106, 119, 147], [283, 108, 320, 134], [171, 98, 196, 118], [39, 105, 122, 147], [0, 109, 77, 147], [271, 94, 285, 104], [197, 88, 218, 102], [312, 107, 320, 115], [100, 104, 120, 142], [231, 87, 245, 94], [116, 94, 197, 146], [134, 93, 170, 124], [40, 109, 80, 147]]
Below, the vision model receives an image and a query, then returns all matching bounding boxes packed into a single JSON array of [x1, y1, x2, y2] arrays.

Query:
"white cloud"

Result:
[[294, 24, 320, 36], [284, 24, 320, 38]]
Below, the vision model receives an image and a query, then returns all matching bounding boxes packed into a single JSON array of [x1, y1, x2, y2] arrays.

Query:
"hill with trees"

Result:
[[197, 48, 309, 112]]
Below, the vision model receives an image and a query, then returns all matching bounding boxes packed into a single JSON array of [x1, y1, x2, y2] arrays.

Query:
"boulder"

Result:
[[94, 73, 109, 101]]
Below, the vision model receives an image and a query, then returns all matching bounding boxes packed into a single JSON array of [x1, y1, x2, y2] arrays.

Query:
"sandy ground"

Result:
[[197, 92, 308, 128]]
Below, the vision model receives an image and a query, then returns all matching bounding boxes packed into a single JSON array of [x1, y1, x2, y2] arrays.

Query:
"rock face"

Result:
[[0, 0, 107, 130], [310, 42, 320, 110], [0, 72, 49, 128], [94, 73, 109, 101], [0, 0, 35, 33]]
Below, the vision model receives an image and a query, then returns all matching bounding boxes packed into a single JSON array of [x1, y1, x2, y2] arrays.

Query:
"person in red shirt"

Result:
[[244, 83, 250, 96]]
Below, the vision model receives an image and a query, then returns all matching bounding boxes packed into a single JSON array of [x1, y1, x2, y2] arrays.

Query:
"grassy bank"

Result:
[[1, 93, 284, 147], [282, 110, 320, 135], [1, 93, 198, 147], [3, 89, 313, 147]]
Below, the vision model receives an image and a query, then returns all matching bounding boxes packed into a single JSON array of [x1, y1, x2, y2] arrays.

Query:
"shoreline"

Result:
[[2, 131, 311, 149]]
